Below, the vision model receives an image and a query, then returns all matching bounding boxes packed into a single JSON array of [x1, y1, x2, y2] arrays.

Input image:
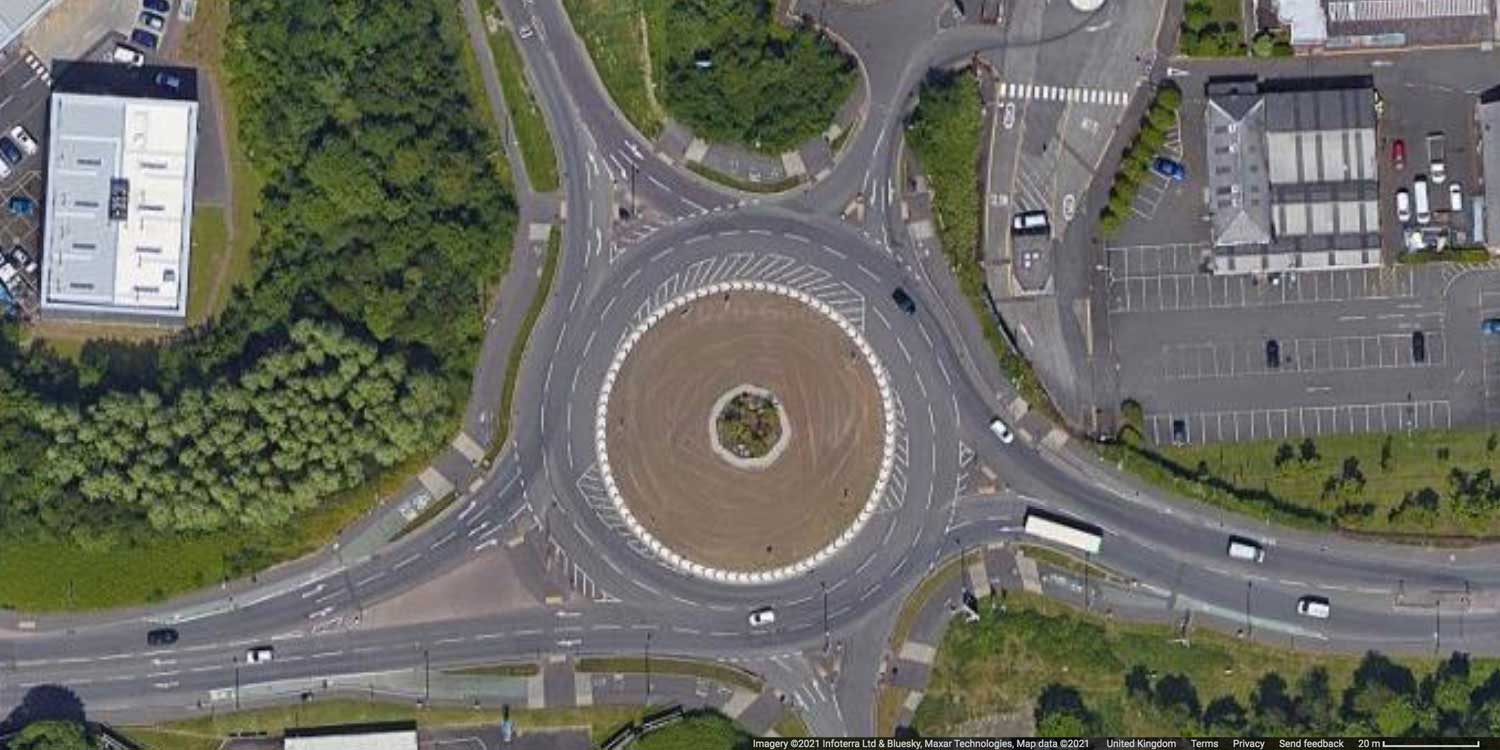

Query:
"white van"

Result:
[[1296, 596, 1331, 619], [1413, 177, 1431, 225], [1011, 210, 1049, 234], [1226, 536, 1265, 563]]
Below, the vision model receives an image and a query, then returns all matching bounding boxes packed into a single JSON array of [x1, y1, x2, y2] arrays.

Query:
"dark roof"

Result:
[[1264, 87, 1375, 133], [283, 721, 417, 739], [51, 60, 199, 102]]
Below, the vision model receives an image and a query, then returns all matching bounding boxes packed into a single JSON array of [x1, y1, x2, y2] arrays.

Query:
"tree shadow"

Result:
[[0, 684, 88, 735]]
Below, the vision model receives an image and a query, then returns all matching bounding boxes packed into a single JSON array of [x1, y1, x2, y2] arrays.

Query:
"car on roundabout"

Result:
[[748, 607, 776, 627], [245, 645, 275, 664]]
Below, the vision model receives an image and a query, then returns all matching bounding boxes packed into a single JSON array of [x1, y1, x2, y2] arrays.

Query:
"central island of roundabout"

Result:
[[597, 283, 897, 584]]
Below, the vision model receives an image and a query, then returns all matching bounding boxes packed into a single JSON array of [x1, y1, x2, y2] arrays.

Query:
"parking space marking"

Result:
[[998, 81, 1131, 107], [1328, 0, 1487, 21], [1149, 400, 1452, 445], [1162, 331, 1445, 380], [1108, 266, 1417, 314]]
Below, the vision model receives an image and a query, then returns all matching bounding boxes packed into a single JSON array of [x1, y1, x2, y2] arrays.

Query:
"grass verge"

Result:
[[389, 491, 459, 542], [1018, 544, 1132, 585], [889, 557, 963, 653], [443, 662, 540, 677], [771, 711, 810, 737], [686, 161, 804, 194], [559, 0, 665, 138], [876, 686, 909, 736], [487, 225, 562, 460], [634, 711, 751, 750], [575, 656, 763, 693], [487, 13, 561, 191], [451, 0, 515, 191], [1104, 427, 1500, 537], [913, 591, 1500, 735], [122, 700, 647, 749], [1399, 247, 1492, 264]]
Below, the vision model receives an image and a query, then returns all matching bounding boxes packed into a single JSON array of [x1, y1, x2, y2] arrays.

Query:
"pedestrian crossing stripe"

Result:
[[998, 81, 1130, 107]]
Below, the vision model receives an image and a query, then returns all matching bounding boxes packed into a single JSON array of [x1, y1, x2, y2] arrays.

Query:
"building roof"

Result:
[[1206, 82, 1273, 247], [40, 88, 198, 323], [284, 721, 418, 750], [1481, 97, 1500, 250], [1272, 0, 1328, 45], [0, 0, 59, 52]]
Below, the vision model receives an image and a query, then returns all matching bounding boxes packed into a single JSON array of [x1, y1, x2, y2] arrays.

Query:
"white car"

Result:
[[0, 159, 10, 180], [988, 417, 1014, 444], [1394, 188, 1411, 223], [518, 24, 535, 39], [747, 607, 776, 627], [245, 645, 275, 664], [112, 44, 145, 67], [1296, 596, 1330, 619], [1449, 183, 1463, 213], [8, 126, 36, 156]]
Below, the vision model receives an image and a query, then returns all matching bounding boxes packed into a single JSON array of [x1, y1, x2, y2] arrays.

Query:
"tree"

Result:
[[1252, 31, 1275, 57], [1035, 684, 1099, 736], [1299, 438, 1320, 463], [11, 721, 94, 750], [1183, 1, 1212, 32], [1274, 442, 1295, 468], [1203, 696, 1249, 734]]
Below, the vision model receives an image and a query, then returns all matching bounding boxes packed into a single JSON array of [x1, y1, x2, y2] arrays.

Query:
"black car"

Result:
[[131, 28, 159, 50], [154, 71, 182, 90], [891, 287, 916, 315], [1412, 331, 1426, 363], [0, 138, 21, 166], [146, 628, 179, 646], [1265, 339, 1280, 369], [142, 0, 171, 12]]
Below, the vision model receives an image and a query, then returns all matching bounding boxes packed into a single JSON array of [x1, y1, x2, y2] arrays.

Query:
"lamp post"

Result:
[[821, 581, 830, 653]]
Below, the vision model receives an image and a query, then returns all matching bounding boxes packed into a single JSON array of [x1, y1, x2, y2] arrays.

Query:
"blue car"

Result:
[[7, 196, 33, 217], [131, 28, 159, 50], [1483, 318, 1500, 335], [1152, 157, 1187, 182]]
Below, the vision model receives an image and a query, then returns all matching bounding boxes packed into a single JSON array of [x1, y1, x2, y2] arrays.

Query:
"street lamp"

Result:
[[821, 581, 830, 653]]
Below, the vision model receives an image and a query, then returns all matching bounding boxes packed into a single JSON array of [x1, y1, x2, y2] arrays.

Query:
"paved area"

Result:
[[606, 290, 883, 570]]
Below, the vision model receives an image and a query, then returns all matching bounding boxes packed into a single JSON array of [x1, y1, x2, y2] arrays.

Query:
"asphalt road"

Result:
[[6, 0, 1500, 739]]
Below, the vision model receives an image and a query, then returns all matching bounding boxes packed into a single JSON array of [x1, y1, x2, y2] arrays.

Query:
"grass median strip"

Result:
[[487, 13, 560, 192], [444, 662, 541, 677], [685, 161, 803, 194], [576, 656, 763, 693], [488, 225, 562, 460]]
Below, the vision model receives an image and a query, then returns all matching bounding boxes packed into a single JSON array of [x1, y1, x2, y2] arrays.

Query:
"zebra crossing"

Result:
[[1327, 0, 1487, 21], [997, 82, 1131, 107], [22, 50, 50, 87]]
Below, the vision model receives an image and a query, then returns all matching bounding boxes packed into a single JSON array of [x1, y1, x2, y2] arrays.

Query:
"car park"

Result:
[[1227, 536, 1265, 563], [1449, 183, 1463, 212], [1151, 156, 1186, 182], [112, 45, 145, 67], [131, 29, 160, 50], [891, 287, 916, 315], [1391, 139, 1405, 170], [8, 126, 36, 156], [146, 628, 179, 646], [8, 197, 33, 217], [1412, 331, 1425, 363], [142, 0, 170, 11], [748, 607, 775, 627], [1297, 596, 1331, 619], [988, 417, 1015, 444], [1265, 339, 1280, 369], [245, 645, 274, 663], [0, 138, 22, 166], [139, 11, 166, 31], [1395, 188, 1410, 223]]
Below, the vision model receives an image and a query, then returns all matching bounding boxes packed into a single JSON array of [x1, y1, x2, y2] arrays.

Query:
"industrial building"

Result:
[[1206, 78, 1381, 275], [282, 721, 418, 750], [39, 84, 198, 324]]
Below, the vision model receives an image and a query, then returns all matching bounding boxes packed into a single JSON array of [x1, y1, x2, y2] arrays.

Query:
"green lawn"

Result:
[[771, 712, 810, 737], [487, 17, 560, 191], [634, 713, 751, 750], [576, 656, 763, 693], [1180, 0, 1246, 56], [444, 662, 540, 677], [123, 700, 648, 749], [560, 0, 665, 138], [913, 592, 1500, 735], [1107, 427, 1500, 537]]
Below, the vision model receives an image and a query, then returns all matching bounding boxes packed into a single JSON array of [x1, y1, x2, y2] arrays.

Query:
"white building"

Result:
[[40, 89, 198, 324], [283, 721, 418, 750]]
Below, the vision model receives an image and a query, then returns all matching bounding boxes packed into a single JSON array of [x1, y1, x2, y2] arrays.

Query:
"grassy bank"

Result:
[[123, 700, 647, 749], [443, 662, 540, 677], [559, 0, 665, 137], [1105, 426, 1500, 537], [453, 1, 515, 191], [913, 592, 1500, 736], [576, 656, 763, 693], [634, 712, 752, 750], [487, 13, 560, 191], [906, 68, 1061, 424]]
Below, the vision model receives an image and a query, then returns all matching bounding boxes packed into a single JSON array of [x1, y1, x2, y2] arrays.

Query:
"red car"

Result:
[[1392, 139, 1405, 170]]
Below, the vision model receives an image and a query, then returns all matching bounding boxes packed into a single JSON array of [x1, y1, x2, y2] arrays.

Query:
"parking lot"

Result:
[[0, 49, 52, 317], [1377, 78, 1481, 253]]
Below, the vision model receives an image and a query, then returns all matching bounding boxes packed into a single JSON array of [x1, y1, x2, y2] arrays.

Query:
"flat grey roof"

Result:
[[0, 0, 58, 50]]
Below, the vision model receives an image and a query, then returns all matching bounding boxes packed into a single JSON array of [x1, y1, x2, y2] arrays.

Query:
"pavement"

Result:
[[11, 0, 1500, 743]]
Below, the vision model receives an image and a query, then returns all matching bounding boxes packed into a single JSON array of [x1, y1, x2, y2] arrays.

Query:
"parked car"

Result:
[[1152, 156, 1186, 182], [1427, 133, 1446, 185], [1266, 339, 1280, 369], [130, 29, 159, 50], [1412, 330, 1426, 363], [7, 196, 34, 217], [8, 126, 36, 156], [154, 71, 181, 90], [988, 417, 1015, 445], [0, 138, 22, 166], [142, 0, 171, 12], [10, 247, 36, 276], [1395, 188, 1411, 223], [1413, 176, 1432, 225], [747, 607, 776, 627], [1391, 139, 1405, 170], [111, 44, 145, 67], [0, 159, 11, 180], [1449, 183, 1463, 213], [245, 645, 274, 664], [1297, 596, 1331, 619], [1483, 318, 1500, 336], [146, 628, 179, 646], [891, 287, 916, 315], [138, 11, 166, 31]]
